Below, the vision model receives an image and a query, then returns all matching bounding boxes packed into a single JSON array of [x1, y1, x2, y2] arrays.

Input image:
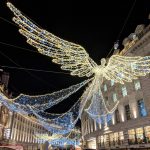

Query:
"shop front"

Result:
[[87, 138, 96, 149]]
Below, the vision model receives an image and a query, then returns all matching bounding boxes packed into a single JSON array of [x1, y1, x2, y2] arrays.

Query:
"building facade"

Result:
[[0, 69, 12, 143], [81, 19, 150, 149], [0, 70, 51, 150]]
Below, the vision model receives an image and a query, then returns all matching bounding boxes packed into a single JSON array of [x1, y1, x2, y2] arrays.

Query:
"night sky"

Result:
[[0, 0, 150, 114]]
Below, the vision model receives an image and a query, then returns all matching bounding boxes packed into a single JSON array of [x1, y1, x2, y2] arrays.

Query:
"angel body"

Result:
[[6, 2, 150, 124]]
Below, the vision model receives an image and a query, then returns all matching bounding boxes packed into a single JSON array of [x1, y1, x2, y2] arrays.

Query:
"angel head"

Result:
[[101, 58, 106, 66]]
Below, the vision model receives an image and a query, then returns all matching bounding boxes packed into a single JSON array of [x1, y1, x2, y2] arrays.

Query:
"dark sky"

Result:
[[0, 0, 150, 113]]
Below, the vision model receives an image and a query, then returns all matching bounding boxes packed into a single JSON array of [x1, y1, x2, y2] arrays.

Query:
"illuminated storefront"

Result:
[[98, 131, 124, 148], [128, 126, 150, 145], [87, 138, 96, 149], [136, 127, 144, 144], [128, 129, 136, 144], [144, 126, 150, 143]]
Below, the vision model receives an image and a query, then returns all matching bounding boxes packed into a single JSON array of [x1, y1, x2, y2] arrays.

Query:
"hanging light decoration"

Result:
[[34, 130, 81, 147], [0, 93, 28, 115], [29, 97, 81, 134], [85, 78, 119, 121], [6, 2, 150, 130], [48, 137, 79, 147], [34, 133, 62, 141], [12, 78, 91, 112]]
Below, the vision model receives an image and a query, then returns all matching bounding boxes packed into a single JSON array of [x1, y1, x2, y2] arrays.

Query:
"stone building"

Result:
[[0, 69, 12, 143], [81, 19, 150, 149], [0, 69, 51, 150]]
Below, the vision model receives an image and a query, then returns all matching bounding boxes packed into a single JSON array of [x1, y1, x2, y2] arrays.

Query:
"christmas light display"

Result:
[[34, 133, 62, 141], [85, 78, 119, 120], [0, 93, 28, 115], [48, 137, 79, 147], [12, 78, 91, 111], [25, 80, 94, 134], [7, 2, 97, 78], [0, 78, 90, 115], [6, 2, 150, 133], [29, 97, 81, 134], [34, 130, 80, 146]]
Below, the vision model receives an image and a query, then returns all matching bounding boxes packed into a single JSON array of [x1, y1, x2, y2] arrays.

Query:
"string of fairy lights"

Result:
[[6, 2, 97, 78], [33, 128, 81, 146], [0, 1, 150, 147], [12, 78, 91, 112], [0, 78, 92, 135]]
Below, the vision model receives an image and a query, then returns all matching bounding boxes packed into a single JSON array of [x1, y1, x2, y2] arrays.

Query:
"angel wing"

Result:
[[103, 55, 150, 84], [7, 2, 97, 77]]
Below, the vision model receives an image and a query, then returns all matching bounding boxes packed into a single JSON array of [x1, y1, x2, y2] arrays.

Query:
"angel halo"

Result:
[[4, 2, 150, 128]]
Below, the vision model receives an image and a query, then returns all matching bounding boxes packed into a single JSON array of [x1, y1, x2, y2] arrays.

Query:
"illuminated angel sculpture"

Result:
[[6, 2, 150, 127]]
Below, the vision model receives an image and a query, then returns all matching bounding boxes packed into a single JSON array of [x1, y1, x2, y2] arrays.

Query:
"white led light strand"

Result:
[[6, 2, 150, 128], [12, 78, 91, 112], [7, 2, 97, 78], [29, 97, 82, 134], [85, 78, 119, 118]]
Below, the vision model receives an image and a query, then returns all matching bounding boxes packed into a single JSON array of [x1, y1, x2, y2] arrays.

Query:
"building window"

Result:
[[119, 131, 124, 145], [114, 132, 119, 145], [107, 114, 112, 126], [134, 80, 141, 90], [109, 133, 114, 146], [104, 84, 107, 92], [121, 86, 127, 97], [100, 136, 104, 147], [113, 93, 117, 102], [125, 105, 131, 120], [104, 135, 109, 147], [136, 127, 144, 144], [109, 132, 124, 146], [128, 129, 136, 145], [144, 126, 150, 143], [115, 109, 120, 123], [138, 99, 147, 117], [111, 80, 114, 86]]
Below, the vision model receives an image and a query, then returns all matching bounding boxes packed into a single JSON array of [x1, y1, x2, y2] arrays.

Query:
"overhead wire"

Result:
[[0, 41, 39, 54], [106, 0, 137, 58], [0, 17, 75, 75], [0, 65, 70, 75], [0, 50, 57, 88]]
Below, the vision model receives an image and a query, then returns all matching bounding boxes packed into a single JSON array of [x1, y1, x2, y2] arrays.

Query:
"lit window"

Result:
[[119, 131, 124, 141], [134, 80, 141, 90], [121, 86, 127, 97], [100, 136, 104, 147], [111, 80, 114, 86], [144, 126, 150, 143], [113, 93, 117, 102], [114, 132, 119, 144], [136, 128, 144, 144], [109, 133, 114, 145], [128, 129, 136, 144], [104, 135, 108, 146], [138, 99, 147, 117], [104, 84, 107, 92], [4, 128, 11, 139]]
